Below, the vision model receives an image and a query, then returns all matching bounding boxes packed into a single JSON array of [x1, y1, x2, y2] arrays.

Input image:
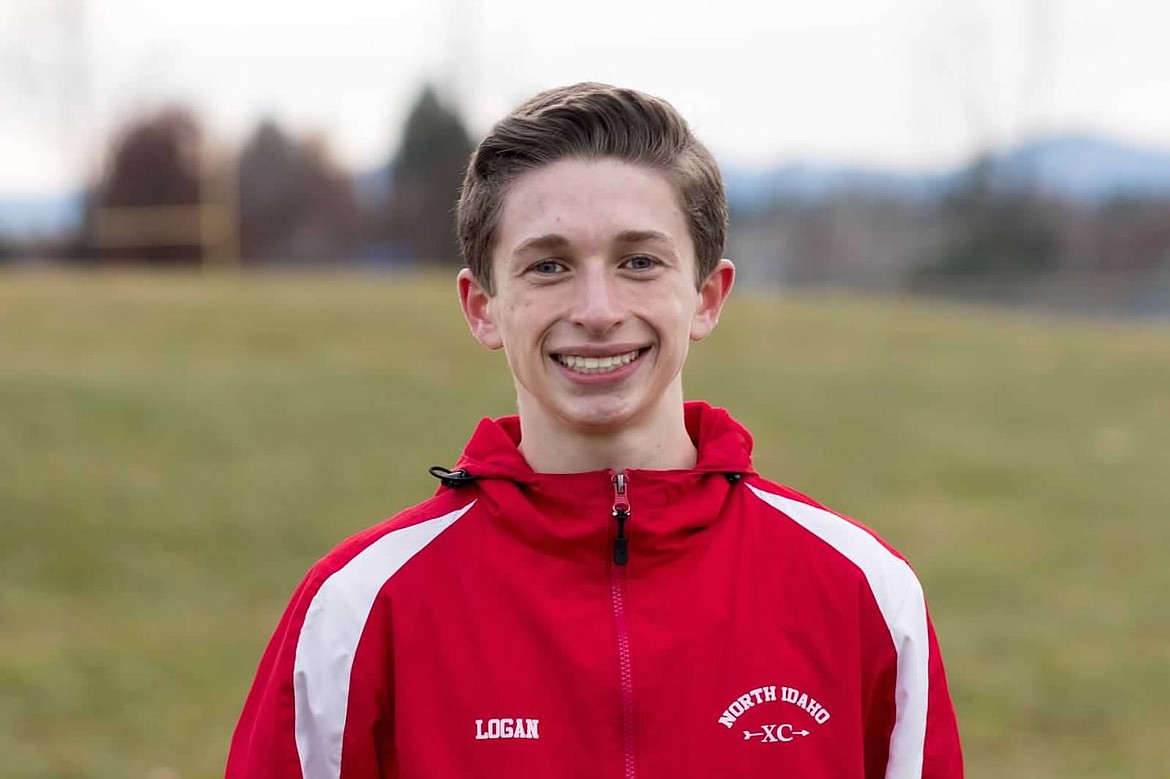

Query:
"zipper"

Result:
[[612, 471, 631, 565], [609, 470, 637, 779]]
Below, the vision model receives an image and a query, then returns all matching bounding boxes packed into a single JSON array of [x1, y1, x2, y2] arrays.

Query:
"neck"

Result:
[[515, 390, 697, 474]]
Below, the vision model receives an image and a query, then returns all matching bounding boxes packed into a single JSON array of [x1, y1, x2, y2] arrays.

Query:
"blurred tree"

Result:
[[238, 119, 299, 260], [87, 106, 203, 264], [917, 155, 1061, 279], [238, 119, 360, 264], [385, 85, 474, 264], [0, 235, 18, 264], [1097, 197, 1170, 271]]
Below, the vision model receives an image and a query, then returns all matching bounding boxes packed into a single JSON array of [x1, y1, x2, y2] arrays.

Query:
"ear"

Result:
[[690, 259, 735, 342], [457, 268, 504, 350]]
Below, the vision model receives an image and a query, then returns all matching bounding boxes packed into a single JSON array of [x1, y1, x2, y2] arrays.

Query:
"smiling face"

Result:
[[458, 157, 734, 446]]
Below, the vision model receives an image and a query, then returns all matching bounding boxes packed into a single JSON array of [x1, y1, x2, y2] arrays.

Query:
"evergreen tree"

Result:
[[386, 85, 474, 264]]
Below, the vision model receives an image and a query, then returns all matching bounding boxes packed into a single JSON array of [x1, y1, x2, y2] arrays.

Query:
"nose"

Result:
[[570, 264, 624, 335]]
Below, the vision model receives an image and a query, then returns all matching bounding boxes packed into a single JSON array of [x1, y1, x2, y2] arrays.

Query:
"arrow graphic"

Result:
[[741, 725, 811, 742]]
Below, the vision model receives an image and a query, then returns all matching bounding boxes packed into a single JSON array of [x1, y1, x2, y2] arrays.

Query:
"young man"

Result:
[[227, 83, 963, 778]]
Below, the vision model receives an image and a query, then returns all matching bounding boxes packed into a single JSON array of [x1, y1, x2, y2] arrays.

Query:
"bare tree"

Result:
[[237, 119, 360, 264]]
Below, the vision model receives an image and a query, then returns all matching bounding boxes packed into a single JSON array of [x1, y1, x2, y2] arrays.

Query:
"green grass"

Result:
[[2, 271, 1168, 778]]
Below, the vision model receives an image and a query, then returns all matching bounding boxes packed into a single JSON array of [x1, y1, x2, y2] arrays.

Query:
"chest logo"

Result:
[[475, 717, 540, 740], [717, 685, 831, 744]]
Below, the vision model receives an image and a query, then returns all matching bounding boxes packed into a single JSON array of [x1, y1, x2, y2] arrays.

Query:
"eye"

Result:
[[529, 259, 567, 275], [623, 255, 659, 271]]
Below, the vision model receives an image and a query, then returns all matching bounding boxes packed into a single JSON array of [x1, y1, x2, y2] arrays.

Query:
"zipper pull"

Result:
[[612, 471, 630, 566]]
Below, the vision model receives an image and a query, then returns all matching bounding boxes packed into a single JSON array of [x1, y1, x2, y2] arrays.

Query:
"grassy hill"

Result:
[[2, 272, 1168, 778]]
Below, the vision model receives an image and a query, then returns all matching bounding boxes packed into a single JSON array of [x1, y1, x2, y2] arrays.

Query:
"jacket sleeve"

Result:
[[866, 591, 964, 779], [225, 567, 392, 779], [917, 609, 963, 778]]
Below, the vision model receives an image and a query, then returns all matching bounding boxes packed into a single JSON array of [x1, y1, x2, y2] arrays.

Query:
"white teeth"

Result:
[[555, 349, 642, 374]]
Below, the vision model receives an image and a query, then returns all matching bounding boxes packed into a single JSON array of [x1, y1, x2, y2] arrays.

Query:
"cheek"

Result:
[[497, 298, 549, 353], [654, 297, 699, 342]]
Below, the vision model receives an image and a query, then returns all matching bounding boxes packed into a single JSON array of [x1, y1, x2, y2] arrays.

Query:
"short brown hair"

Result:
[[456, 82, 727, 294]]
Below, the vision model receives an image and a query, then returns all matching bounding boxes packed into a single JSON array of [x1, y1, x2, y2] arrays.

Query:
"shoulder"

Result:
[[283, 489, 478, 683], [298, 488, 479, 605], [741, 476, 923, 620]]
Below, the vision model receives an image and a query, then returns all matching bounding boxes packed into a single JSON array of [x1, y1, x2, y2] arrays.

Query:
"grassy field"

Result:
[[1, 271, 1168, 778]]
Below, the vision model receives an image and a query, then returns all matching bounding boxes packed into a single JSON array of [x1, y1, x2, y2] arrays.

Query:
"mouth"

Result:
[[551, 347, 649, 375]]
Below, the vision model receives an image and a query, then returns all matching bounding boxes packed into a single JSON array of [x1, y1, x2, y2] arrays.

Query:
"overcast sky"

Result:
[[1, 0, 1168, 196]]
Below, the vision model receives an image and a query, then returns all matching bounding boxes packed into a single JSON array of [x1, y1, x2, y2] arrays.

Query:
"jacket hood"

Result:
[[450, 401, 756, 484], [437, 401, 758, 565]]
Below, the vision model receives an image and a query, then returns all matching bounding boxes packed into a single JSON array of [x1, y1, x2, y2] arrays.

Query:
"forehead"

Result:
[[493, 158, 693, 264]]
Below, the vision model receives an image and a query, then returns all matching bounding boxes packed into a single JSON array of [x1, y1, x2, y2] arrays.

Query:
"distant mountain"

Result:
[[722, 134, 1170, 212], [0, 193, 83, 238], [723, 164, 954, 211], [981, 134, 1170, 201]]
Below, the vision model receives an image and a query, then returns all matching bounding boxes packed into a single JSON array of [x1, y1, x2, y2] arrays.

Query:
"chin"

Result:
[[556, 396, 645, 434]]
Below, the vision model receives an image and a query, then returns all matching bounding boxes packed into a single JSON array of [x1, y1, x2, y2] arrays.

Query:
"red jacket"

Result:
[[227, 402, 963, 778]]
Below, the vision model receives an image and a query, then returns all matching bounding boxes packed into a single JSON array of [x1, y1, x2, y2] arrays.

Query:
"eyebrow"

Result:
[[512, 234, 571, 258], [511, 230, 675, 258], [613, 229, 675, 247]]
